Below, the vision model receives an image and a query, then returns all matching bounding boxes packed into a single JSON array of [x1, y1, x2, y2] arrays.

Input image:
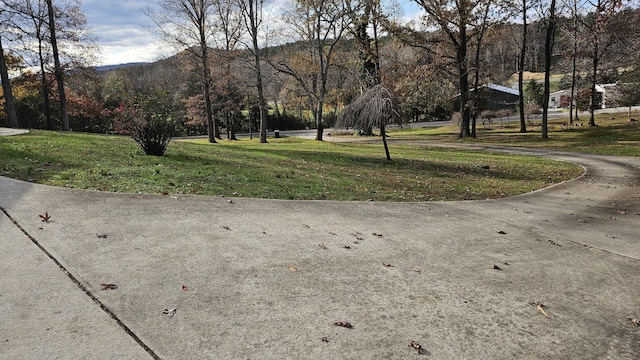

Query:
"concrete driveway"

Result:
[[1, 144, 639, 359]]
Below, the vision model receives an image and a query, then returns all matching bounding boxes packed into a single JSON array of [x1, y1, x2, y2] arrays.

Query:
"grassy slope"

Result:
[[389, 112, 640, 157], [0, 130, 582, 201]]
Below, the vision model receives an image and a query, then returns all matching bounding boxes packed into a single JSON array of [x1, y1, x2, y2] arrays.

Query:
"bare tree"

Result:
[[45, 0, 68, 131], [516, 0, 530, 133], [239, 0, 268, 143], [410, 0, 495, 139], [147, 0, 219, 143], [336, 84, 402, 160], [4, 0, 94, 131], [580, 0, 624, 127], [541, 0, 557, 139], [0, 7, 18, 128], [271, 0, 349, 141]]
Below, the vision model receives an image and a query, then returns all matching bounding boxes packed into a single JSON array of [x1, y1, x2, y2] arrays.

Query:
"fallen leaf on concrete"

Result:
[[39, 212, 51, 222], [163, 308, 177, 317], [493, 264, 502, 270], [372, 232, 383, 238], [530, 302, 549, 317], [497, 230, 507, 235], [409, 341, 427, 354], [96, 233, 108, 239], [333, 320, 353, 329], [321, 337, 329, 342], [181, 285, 188, 291], [288, 264, 301, 272], [627, 317, 640, 326], [221, 225, 230, 230], [383, 262, 394, 267], [343, 245, 351, 249], [100, 283, 117, 290]]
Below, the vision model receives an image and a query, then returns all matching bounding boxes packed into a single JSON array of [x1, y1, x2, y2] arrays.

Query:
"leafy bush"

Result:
[[107, 92, 178, 156]]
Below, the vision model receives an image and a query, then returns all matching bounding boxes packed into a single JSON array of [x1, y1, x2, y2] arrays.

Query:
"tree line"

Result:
[[1, 0, 640, 144]]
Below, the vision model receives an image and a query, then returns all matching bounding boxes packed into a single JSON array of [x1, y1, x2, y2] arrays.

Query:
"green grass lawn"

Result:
[[0, 130, 583, 201], [388, 111, 640, 157]]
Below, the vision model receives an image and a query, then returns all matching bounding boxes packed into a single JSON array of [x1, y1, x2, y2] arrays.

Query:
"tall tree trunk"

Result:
[[37, 37, 53, 130], [0, 36, 19, 128], [247, 0, 267, 143], [541, 0, 556, 139], [588, 41, 599, 126], [200, 27, 217, 143], [45, 0, 69, 131], [518, 0, 528, 133], [458, 23, 471, 138]]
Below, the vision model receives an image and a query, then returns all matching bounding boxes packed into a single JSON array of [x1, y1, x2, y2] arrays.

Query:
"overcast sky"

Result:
[[82, 0, 423, 66]]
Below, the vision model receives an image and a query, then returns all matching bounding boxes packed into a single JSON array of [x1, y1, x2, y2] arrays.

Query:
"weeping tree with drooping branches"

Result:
[[336, 84, 403, 161]]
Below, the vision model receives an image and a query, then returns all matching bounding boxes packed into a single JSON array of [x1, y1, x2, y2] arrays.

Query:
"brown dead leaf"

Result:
[[181, 285, 188, 291], [221, 225, 230, 230], [96, 233, 108, 239], [530, 302, 549, 317], [162, 308, 177, 317], [39, 212, 51, 222], [497, 230, 507, 235], [333, 320, 353, 329], [288, 264, 301, 272], [100, 283, 117, 290]]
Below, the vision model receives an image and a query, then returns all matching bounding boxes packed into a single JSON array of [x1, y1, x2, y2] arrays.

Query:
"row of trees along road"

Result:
[[1, 0, 640, 144]]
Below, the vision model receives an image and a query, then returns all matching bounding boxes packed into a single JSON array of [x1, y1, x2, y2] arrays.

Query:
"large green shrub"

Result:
[[108, 91, 178, 156]]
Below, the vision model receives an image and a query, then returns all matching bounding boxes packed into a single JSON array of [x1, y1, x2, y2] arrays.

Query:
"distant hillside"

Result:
[[95, 62, 150, 72]]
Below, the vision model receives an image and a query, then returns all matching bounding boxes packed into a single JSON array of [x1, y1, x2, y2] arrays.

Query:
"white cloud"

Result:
[[82, 0, 162, 65]]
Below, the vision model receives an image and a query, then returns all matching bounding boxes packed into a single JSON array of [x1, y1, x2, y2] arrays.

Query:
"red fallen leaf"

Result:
[[100, 283, 117, 290], [39, 212, 51, 222], [333, 320, 353, 328], [182, 285, 188, 291]]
